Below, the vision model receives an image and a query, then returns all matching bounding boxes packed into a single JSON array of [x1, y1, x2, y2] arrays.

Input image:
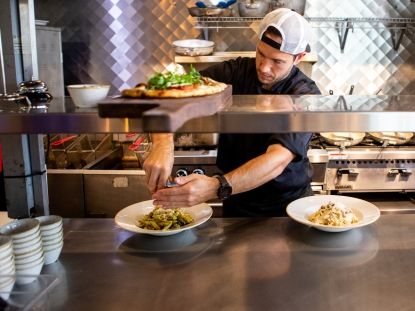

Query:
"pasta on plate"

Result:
[[137, 207, 194, 231], [308, 201, 358, 226]]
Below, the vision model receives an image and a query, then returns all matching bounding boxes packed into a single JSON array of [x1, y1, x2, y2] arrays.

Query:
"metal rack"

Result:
[[194, 16, 415, 52]]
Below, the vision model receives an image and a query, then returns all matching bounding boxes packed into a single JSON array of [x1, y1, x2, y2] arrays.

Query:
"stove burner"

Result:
[[310, 133, 415, 149]]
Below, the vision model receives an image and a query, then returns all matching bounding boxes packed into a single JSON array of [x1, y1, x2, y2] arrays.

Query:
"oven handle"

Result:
[[388, 168, 412, 176], [337, 168, 359, 176]]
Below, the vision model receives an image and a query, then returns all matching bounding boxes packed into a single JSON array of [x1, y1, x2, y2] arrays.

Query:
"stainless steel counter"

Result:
[[43, 215, 415, 310], [1, 95, 415, 133]]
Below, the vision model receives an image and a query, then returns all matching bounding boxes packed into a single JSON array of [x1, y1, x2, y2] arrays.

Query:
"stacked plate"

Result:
[[0, 235, 16, 300], [36, 216, 63, 265], [0, 219, 44, 285]]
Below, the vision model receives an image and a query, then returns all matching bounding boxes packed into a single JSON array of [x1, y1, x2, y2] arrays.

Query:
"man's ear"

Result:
[[293, 52, 307, 65]]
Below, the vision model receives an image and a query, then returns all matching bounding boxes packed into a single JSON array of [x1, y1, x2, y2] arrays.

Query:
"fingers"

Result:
[[174, 174, 199, 185]]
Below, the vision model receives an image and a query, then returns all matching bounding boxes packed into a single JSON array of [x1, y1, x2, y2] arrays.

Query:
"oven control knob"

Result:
[[175, 168, 188, 177], [192, 168, 205, 175]]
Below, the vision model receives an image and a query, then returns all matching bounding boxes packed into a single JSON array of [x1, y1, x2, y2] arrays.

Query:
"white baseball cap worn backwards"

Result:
[[258, 8, 312, 55]]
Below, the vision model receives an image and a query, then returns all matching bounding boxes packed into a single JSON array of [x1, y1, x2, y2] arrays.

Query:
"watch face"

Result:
[[219, 185, 232, 200], [215, 175, 232, 200]]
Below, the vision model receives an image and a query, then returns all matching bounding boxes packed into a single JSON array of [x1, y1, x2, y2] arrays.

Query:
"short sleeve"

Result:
[[267, 133, 312, 162]]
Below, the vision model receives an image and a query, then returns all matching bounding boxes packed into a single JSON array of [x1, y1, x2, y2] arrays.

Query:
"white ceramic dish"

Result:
[[67, 84, 110, 108], [36, 215, 63, 230], [0, 251, 13, 266], [0, 273, 15, 286], [115, 200, 213, 236], [44, 243, 63, 265], [40, 225, 63, 236], [43, 239, 63, 251], [15, 258, 44, 285], [42, 237, 63, 249], [14, 244, 42, 260], [0, 277, 16, 300], [286, 195, 380, 233], [0, 244, 13, 261], [0, 235, 12, 252], [13, 239, 43, 256], [41, 229, 63, 241], [11, 228, 40, 244], [13, 233, 41, 249], [0, 219, 40, 239], [0, 258, 15, 274], [15, 252, 44, 269], [15, 248, 43, 265]]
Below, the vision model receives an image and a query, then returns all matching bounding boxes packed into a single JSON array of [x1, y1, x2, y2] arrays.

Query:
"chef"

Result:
[[144, 8, 321, 217]]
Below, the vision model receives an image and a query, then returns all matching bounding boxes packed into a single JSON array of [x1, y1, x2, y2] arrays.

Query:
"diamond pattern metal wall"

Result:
[[35, 0, 415, 95], [35, 0, 200, 92], [304, 0, 415, 95]]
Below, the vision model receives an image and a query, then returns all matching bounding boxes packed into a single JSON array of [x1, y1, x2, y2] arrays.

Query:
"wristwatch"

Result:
[[214, 175, 232, 200]]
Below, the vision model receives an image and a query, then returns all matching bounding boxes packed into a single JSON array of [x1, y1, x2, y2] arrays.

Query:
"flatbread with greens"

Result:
[[122, 66, 227, 98]]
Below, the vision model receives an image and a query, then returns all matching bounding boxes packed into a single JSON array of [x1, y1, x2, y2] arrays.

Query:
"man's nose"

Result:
[[259, 58, 272, 73]]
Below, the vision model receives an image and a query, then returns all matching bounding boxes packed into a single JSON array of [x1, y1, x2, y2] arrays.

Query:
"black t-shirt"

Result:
[[201, 57, 321, 215]]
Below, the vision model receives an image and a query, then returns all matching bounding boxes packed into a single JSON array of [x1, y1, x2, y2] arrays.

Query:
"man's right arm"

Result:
[[143, 133, 174, 193]]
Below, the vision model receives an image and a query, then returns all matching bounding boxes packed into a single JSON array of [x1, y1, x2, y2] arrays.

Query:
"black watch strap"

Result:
[[214, 175, 232, 200]]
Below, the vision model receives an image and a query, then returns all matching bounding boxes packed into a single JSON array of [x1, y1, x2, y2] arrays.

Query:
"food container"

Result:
[[368, 132, 414, 146], [270, 0, 306, 15], [238, 0, 269, 17], [188, 6, 232, 17], [67, 84, 110, 108], [172, 39, 215, 56], [320, 132, 366, 147]]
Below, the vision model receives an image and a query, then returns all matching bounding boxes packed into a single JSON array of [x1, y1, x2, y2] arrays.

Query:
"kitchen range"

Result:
[[1, 0, 415, 309]]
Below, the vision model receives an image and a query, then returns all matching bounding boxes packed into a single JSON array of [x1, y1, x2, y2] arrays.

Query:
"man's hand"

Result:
[[143, 134, 174, 193], [152, 174, 219, 208]]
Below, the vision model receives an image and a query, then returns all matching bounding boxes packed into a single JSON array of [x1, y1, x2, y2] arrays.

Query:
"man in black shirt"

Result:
[[145, 8, 321, 217]]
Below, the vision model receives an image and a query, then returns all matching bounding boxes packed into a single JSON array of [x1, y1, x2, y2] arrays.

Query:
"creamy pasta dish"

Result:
[[137, 207, 194, 230], [308, 201, 358, 226]]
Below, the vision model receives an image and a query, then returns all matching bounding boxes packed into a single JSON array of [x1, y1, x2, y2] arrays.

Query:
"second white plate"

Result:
[[286, 195, 380, 232]]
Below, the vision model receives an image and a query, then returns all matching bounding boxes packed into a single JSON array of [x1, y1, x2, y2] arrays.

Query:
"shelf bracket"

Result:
[[202, 28, 209, 41], [336, 20, 353, 53], [390, 26, 406, 51]]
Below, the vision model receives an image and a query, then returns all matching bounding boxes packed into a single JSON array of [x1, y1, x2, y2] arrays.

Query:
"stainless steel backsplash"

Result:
[[34, 0, 415, 95]]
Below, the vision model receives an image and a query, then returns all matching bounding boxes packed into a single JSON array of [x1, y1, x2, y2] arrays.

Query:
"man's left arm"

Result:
[[151, 143, 294, 208]]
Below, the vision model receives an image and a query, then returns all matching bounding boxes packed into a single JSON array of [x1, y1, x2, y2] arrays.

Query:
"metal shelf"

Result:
[[194, 16, 415, 52], [174, 51, 318, 64], [2, 95, 415, 133], [194, 16, 415, 27]]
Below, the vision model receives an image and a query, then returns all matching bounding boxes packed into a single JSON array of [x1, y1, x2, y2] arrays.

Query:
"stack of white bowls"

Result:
[[36, 216, 63, 265], [0, 219, 44, 285], [0, 235, 15, 300]]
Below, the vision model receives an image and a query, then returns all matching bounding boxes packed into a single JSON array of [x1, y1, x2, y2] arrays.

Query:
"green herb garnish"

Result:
[[147, 65, 202, 90]]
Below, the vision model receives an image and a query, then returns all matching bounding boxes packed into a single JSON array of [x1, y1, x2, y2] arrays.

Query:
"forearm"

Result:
[[151, 133, 174, 150], [224, 144, 295, 195], [145, 133, 175, 192]]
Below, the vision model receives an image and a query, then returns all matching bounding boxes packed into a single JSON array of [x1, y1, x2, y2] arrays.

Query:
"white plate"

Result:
[[286, 195, 380, 232], [115, 200, 213, 236]]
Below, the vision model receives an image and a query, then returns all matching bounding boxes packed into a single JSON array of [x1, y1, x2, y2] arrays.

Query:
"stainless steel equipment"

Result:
[[312, 134, 415, 193], [173, 149, 222, 177], [0, 29, 31, 107], [172, 39, 215, 56]]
